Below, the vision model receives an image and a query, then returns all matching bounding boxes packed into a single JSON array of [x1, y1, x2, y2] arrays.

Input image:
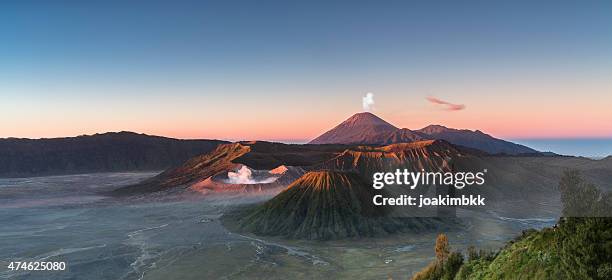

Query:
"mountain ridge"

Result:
[[0, 131, 227, 178], [111, 141, 348, 195], [308, 112, 537, 155], [316, 139, 460, 180]]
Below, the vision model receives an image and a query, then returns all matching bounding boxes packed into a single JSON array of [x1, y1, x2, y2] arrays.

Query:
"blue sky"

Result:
[[1, 1, 611, 156]]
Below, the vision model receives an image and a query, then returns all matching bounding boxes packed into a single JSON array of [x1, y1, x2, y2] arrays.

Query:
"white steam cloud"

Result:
[[225, 165, 277, 184], [362, 92, 375, 112]]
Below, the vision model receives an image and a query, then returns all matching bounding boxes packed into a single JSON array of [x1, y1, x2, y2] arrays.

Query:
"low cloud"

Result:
[[362, 92, 375, 112], [426, 96, 465, 111]]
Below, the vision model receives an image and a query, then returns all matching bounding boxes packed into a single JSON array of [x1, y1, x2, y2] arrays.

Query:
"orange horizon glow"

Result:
[[2, 83, 611, 141], [3, 109, 611, 142]]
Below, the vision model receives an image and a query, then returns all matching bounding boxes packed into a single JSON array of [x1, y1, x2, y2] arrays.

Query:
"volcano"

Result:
[[316, 139, 460, 179], [309, 112, 426, 145], [112, 141, 347, 195], [309, 112, 537, 155], [189, 164, 305, 194], [237, 170, 452, 240]]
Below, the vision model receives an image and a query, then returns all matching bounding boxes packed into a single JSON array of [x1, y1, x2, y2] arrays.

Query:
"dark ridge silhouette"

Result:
[[0, 131, 227, 178], [416, 124, 536, 155]]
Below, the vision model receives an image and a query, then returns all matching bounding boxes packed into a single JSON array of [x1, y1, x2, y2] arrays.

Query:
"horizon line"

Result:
[[2, 130, 612, 142]]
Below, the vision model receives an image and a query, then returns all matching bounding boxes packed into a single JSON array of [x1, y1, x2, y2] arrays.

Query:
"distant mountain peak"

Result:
[[421, 124, 448, 129], [308, 112, 399, 145], [418, 125, 487, 136], [309, 112, 538, 155], [418, 124, 449, 133], [338, 112, 397, 129]]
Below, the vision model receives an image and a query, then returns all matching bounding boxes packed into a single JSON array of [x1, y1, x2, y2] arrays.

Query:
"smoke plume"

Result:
[[426, 96, 465, 111], [362, 92, 375, 112], [225, 165, 277, 184]]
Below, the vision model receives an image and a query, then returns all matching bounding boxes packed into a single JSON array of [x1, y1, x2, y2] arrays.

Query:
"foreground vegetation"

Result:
[[411, 170, 612, 280]]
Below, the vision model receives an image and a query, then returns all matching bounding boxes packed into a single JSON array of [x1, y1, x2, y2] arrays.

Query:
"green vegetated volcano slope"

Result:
[[410, 217, 612, 280], [454, 217, 612, 280], [457, 228, 562, 279], [455, 172, 612, 280], [412, 171, 612, 280], [238, 170, 453, 240]]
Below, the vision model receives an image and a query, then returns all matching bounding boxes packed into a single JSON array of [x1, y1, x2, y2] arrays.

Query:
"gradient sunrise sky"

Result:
[[1, 1, 611, 143]]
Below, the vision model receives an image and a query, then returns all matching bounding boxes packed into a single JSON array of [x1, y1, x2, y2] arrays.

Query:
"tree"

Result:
[[557, 170, 612, 279], [558, 169, 609, 217], [435, 233, 450, 263], [412, 234, 463, 280], [441, 252, 464, 280]]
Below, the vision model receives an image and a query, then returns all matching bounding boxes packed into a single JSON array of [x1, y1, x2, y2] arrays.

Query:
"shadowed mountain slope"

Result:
[[417, 125, 536, 155], [380, 128, 428, 144], [237, 171, 452, 240], [112, 142, 251, 194], [0, 131, 227, 178]]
